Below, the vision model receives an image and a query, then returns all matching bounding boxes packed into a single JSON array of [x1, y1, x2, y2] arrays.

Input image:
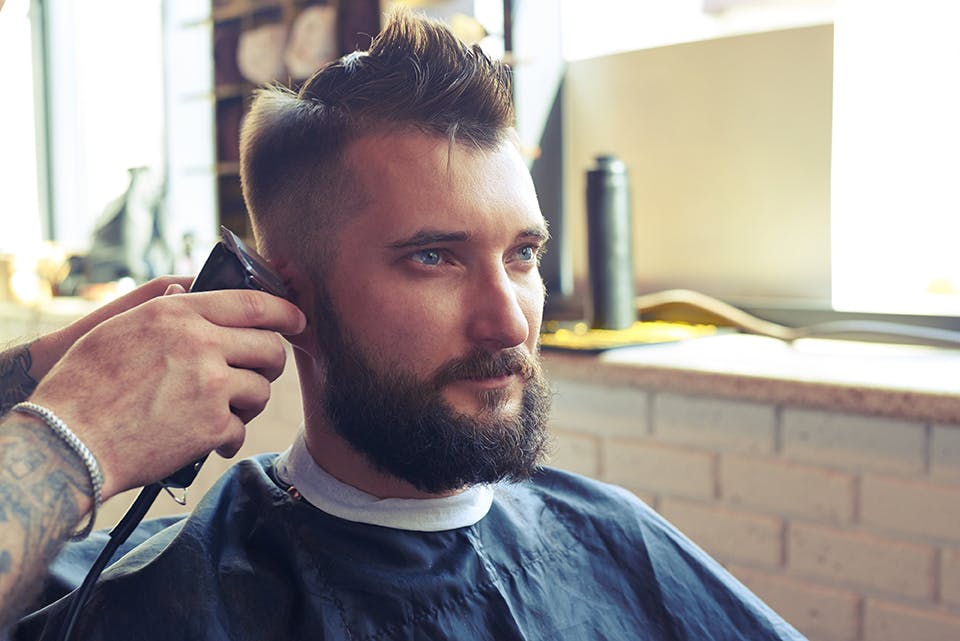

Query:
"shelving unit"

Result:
[[209, 0, 380, 239]]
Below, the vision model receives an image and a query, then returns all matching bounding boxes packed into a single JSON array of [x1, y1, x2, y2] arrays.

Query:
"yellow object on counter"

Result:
[[540, 320, 718, 352]]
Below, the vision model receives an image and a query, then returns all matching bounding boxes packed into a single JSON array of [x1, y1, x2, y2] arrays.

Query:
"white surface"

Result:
[[601, 334, 960, 395]]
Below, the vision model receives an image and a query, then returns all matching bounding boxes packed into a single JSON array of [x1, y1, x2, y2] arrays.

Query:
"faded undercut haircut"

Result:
[[239, 8, 516, 260]]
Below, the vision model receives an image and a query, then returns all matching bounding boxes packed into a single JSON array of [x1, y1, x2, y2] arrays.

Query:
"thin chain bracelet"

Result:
[[12, 402, 103, 540]]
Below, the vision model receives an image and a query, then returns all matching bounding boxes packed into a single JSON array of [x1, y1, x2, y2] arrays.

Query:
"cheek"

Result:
[[353, 286, 467, 362], [522, 288, 545, 347], [519, 272, 546, 316]]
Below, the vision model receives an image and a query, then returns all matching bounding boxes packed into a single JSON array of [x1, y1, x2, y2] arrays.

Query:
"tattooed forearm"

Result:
[[0, 342, 39, 417], [0, 416, 90, 630]]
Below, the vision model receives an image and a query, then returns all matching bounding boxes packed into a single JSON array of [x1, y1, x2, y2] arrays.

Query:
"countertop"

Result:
[[541, 333, 960, 424]]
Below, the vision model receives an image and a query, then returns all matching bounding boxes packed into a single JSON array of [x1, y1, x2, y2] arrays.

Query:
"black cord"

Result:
[[54, 230, 267, 639], [56, 483, 163, 641]]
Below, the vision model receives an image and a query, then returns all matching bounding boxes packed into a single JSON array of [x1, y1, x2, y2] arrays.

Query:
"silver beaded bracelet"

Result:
[[13, 401, 104, 540]]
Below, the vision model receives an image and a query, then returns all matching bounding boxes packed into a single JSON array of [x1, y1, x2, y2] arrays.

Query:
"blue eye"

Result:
[[411, 249, 442, 266], [517, 245, 538, 261]]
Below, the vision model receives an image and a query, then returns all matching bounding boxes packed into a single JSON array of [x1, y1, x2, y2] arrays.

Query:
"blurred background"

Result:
[[1, 0, 958, 327], [3, 5, 960, 641]]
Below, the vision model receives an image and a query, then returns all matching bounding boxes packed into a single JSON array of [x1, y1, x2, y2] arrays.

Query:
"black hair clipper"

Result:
[[159, 226, 289, 491]]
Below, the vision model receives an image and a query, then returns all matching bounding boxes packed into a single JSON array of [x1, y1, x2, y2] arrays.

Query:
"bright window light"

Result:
[[46, 0, 164, 252], [560, 0, 834, 61], [831, 0, 960, 315], [0, 0, 42, 254]]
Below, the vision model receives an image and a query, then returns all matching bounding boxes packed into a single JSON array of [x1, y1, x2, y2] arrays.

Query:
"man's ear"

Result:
[[272, 259, 319, 357]]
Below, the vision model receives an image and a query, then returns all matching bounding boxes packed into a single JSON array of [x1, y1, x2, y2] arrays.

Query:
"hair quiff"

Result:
[[240, 8, 515, 259]]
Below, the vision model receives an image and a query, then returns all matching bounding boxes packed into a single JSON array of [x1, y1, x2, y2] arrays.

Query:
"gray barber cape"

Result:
[[16, 455, 805, 640]]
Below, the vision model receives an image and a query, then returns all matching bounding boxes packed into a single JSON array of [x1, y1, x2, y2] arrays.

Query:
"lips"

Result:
[[461, 373, 516, 389], [433, 348, 534, 388]]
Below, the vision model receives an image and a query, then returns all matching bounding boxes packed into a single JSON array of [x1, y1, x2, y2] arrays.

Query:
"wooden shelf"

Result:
[[210, 0, 381, 235], [212, 0, 287, 23]]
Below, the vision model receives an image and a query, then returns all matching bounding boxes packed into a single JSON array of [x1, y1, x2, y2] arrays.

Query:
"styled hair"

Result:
[[239, 9, 515, 259]]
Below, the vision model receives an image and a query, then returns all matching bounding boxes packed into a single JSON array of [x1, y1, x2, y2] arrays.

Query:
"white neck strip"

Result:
[[274, 429, 494, 532]]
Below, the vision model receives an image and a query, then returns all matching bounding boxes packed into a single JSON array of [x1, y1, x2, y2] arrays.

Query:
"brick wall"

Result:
[[7, 306, 959, 639], [548, 380, 960, 641]]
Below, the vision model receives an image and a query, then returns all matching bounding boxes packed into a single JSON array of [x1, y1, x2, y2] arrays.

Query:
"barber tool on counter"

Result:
[[540, 155, 718, 351], [586, 154, 636, 330]]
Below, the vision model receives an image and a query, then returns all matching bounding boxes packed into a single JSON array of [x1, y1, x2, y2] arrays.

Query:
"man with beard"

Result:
[[14, 10, 805, 641]]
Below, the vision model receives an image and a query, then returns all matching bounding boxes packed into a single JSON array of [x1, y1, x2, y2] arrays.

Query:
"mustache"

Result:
[[432, 348, 537, 387]]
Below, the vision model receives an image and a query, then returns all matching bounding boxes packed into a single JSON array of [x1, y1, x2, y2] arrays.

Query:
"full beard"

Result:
[[315, 299, 553, 495]]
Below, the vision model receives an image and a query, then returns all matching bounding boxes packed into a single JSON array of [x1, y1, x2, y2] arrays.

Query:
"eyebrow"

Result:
[[387, 230, 471, 249], [520, 225, 551, 243], [387, 225, 550, 250]]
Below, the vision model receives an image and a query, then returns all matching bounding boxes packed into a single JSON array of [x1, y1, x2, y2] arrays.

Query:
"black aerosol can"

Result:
[[586, 155, 636, 330]]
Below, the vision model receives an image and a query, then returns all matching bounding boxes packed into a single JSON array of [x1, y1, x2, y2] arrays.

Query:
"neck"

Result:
[[295, 350, 460, 500]]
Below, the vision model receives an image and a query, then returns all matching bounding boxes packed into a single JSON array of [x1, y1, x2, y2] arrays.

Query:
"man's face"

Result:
[[310, 132, 551, 493]]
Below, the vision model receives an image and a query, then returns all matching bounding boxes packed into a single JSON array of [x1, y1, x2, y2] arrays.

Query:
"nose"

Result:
[[466, 266, 531, 351]]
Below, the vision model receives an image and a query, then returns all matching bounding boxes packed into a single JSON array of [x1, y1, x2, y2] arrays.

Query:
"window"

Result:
[[43, 0, 165, 252], [1, 0, 210, 290], [831, 0, 960, 316], [558, 0, 958, 318], [0, 0, 42, 255]]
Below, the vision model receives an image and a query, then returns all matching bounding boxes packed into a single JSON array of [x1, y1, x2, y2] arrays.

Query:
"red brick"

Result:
[[782, 409, 925, 474], [861, 474, 960, 543], [729, 565, 860, 641], [864, 599, 960, 641], [721, 454, 855, 522], [549, 430, 601, 478], [653, 393, 777, 453], [660, 497, 784, 567], [603, 440, 715, 499], [941, 547, 960, 608], [931, 425, 960, 483], [788, 523, 936, 600], [550, 380, 648, 437]]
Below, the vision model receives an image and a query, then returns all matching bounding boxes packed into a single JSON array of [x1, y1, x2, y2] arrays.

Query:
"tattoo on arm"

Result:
[[0, 342, 39, 417], [0, 417, 89, 629]]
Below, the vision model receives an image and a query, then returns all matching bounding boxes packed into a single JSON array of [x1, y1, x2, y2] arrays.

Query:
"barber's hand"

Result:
[[26, 286, 306, 501], [26, 276, 195, 382]]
